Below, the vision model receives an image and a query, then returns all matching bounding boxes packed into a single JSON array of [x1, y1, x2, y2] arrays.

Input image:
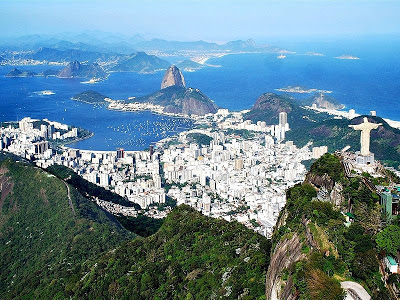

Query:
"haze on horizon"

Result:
[[1, 0, 400, 43]]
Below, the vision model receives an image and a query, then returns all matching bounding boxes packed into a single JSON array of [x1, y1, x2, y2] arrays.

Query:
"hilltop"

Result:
[[58, 61, 107, 78], [303, 93, 345, 110], [244, 92, 331, 128], [161, 65, 186, 89], [287, 115, 400, 168], [244, 92, 400, 168], [5, 68, 38, 77], [71, 90, 109, 104], [135, 85, 218, 116], [126, 65, 218, 116], [267, 153, 395, 299]]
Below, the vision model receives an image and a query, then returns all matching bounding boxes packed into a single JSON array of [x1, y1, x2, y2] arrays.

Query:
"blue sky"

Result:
[[1, 0, 399, 41]]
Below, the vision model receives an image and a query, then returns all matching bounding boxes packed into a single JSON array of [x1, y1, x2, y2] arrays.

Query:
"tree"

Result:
[[376, 225, 400, 256], [355, 202, 382, 236], [351, 250, 379, 280]]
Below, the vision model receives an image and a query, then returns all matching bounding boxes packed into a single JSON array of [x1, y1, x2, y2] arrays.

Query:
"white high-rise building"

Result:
[[279, 112, 288, 127]]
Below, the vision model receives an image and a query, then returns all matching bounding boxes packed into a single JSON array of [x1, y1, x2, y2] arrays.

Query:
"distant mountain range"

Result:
[[109, 51, 170, 73], [6, 61, 107, 79], [31, 47, 121, 63]]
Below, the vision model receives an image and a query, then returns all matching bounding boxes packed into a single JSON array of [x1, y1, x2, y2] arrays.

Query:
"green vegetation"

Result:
[[116, 214, 164, 237], [71, 90, 108, 104], [0, 155, 133, 299], [376, 225, 400, 256], [310, 153, 343, 182], [1, 153, 272, 299], [272, 154, 392, 299], [46, 164, 141, 209], [66, 205, 272, 299], [186, 132, 213, 146], [225, 128, 255, 139], [287, 115, 400, 168]]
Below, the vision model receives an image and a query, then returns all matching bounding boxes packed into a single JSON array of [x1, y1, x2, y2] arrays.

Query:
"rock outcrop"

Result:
[[265, 233, 305, 300], [161, 65, 186, 89], [308, 93, 344, 110]]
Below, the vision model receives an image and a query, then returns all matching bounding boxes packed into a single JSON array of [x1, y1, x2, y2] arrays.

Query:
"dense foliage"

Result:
[[116, 214, 164, 237], [272, 154, 392, 299], [67, 205, 271, 299], [309, 153, 343, 182], [0, 157, 133, 299], [186, 132, 213, 146]]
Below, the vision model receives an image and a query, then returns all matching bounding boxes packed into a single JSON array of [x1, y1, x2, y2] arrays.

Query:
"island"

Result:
[[71, 90, 110, 104], [6, 68, 38, 77], [334, 55, 360, 60], [275, 86, 332, 94]]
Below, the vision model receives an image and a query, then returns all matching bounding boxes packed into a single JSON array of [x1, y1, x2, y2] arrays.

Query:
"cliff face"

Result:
[[161, 65, 186, 89], [266, 233, 305, 300], [57, 61, 106, 78]]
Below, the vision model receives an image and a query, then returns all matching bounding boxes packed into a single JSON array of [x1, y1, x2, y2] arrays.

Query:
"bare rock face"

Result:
[[161, 65, 186, 89], [265, 233, 305, 300]]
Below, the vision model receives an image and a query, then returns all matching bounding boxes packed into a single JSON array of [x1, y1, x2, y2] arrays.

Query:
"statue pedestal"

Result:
[[355, 151, 374, 165]]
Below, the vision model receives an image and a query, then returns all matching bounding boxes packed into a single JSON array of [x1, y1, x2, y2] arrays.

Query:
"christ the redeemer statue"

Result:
[[349, 117, 382, 156]]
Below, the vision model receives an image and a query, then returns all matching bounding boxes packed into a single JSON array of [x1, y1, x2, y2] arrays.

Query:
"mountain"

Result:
[[136, 85, 218, 116], [110, 51, 170, 73], [303, 93, 345, 110], [161, 65, 186, 89], [0, 154, 133, 299], [71, 90, 109, 104], [287, 115, 400, 168], [0, 153, 272, 299], [132, 39, 220, 51], [176, 59, 204, 72], [132, 38, 276, 52], [244, 92, 330, 128], [57, 61, 107, 78], [32, 47, 121, 63], [53, 205, 272, 299], [222, 38, 256, 50], [5, 68, 38, 77], [267, 153, 393, 299]]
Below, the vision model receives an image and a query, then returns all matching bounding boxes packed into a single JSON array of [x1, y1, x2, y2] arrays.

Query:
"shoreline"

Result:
[[305, 106, 400, 129]]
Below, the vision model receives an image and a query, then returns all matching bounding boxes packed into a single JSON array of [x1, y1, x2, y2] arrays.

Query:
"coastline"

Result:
[[305, 105, 400, 129]]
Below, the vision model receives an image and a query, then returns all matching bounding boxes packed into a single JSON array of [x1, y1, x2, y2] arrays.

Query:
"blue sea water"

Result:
[[0, 37, 399, 150]]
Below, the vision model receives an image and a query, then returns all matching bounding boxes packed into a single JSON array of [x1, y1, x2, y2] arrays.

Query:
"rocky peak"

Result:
[[161, 65, 186, 89]]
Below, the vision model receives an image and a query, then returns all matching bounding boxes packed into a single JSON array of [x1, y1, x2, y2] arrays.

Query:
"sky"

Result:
[[1, 0, 400, 42]]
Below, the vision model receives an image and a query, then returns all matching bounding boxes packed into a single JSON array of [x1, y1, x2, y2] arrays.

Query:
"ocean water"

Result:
[[186, 36, 400, 117], [0, 66, 194, 150], [1, 37, 399, 150]]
